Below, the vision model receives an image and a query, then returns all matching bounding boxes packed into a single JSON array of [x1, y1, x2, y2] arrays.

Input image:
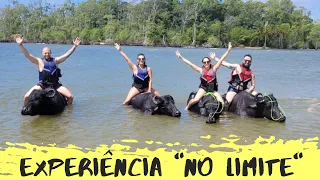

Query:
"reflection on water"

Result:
[[0, 43, 319, 150]]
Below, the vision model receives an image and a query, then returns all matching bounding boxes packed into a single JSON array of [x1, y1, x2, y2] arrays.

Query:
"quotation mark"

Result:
[[174, 152, 184, 159], [293, 152, 303, 159]]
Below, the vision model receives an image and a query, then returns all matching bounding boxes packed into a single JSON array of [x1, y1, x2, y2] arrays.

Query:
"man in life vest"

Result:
[[114, 43, 161, 105], [15, 34, 81, 105], [176, 42, 232, 110], [212, 54, 257, 105]]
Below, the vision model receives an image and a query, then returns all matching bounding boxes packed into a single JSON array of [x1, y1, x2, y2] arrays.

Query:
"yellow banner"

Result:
[[0, 136, 319, 180]]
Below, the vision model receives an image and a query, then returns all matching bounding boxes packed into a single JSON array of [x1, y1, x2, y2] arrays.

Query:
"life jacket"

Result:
[[39, 57, 61, 84], [132, 64, 149, 89], [228, 64, 252, 91], [200, 64, 218, 92]]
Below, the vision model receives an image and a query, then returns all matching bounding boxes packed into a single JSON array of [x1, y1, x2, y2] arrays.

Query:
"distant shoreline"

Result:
[[0, 40, 317, 50]]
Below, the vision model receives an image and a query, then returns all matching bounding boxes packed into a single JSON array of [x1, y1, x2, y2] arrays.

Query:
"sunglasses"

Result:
[[203, 61, 210, 64], [244, 59, 252, 63], [138, 58, 145, 60]]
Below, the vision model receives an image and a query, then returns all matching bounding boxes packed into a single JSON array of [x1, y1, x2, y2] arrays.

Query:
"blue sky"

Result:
[[0, 0, 319, 19], [257, 0, 320, 20]]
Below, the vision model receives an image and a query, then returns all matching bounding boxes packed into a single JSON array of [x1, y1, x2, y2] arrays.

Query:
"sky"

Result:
[[0, 0, 319, 20]]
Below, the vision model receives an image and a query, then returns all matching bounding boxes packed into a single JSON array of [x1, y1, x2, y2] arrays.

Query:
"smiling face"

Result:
[[42, 47, 52, 60], [242, 55, 252, 69], [202, 57, 211, 69], [137, 54, 146, 66]]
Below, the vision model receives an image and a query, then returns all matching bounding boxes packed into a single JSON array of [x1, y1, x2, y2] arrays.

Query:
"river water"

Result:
[[0, 43, 319, 151]]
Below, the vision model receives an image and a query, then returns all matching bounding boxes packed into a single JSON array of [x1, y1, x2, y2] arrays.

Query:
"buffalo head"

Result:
[[150, 95, 181, 117], [261, 94, 286, 122], [249, 93, 286, 122], [188, 92, 223, 124], [21, 88, 66, 116], [204, 101, 222, 124]]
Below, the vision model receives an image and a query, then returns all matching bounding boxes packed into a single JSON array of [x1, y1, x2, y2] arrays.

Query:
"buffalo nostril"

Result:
[[206, 113, 217, 124], [21, 107, 28, 115], [175, 111, 181, 117]]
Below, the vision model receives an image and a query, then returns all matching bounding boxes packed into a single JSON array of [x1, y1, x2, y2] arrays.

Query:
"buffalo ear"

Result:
[[248, 104, 257, 109], [152, 96, 163, 105], [152, 96, 158, 104], [164, 95, 175, 104], [45, 88, 56, 98]]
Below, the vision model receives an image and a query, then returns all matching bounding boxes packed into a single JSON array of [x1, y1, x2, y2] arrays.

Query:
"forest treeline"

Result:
[[1, 0, 320, 49]]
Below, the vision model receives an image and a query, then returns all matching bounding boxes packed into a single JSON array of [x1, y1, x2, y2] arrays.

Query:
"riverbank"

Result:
[[0, 39, 316, 50]]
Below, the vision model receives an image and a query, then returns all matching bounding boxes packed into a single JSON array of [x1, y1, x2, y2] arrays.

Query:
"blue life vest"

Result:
[[132, 65, 149, 89], [39, 58, 61, 84]]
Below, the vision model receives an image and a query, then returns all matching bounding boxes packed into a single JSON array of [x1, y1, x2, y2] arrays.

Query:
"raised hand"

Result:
[[228, 42, 232, 49], [73, 37, 81, 47], [114, 43, 121, 51], [176, 50, 182, 58], [209, 52, 216, 60], [15, 34, 24, 45]]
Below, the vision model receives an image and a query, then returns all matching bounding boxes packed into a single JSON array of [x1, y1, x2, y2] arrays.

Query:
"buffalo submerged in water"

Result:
[[187, 91, 224, 123], [226, 91, 286, 122], [129, 93, 181, 117], [186, 91, 286, 123], [21, 88, 67, 116]]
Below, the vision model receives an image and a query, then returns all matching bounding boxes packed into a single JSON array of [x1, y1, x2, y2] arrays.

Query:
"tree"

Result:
[[308, 24, 320, 49], [0, 0, 317, 48]]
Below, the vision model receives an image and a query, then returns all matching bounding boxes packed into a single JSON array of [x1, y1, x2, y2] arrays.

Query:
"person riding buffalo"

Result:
[[176, 42, 232, 110], [211, 53, 258, 105], [15, 34, 81, 105], [114, 43, 160, 105]]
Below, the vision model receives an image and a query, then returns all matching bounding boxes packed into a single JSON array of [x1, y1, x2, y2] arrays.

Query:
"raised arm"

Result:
[[114, 43, 136, 71], [247, 73, 256, 92], [212, 42, 232, 72], [55, 37, 81, 64], [147, 67, 153, 93], [15, 34, 41, 65], [175, 50, 201, 73], [210, 44, 238, 70]]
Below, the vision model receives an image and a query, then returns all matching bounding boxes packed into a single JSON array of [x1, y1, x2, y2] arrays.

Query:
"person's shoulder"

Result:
[[233, 64, 241, 69], [36, 57, 44, 62]]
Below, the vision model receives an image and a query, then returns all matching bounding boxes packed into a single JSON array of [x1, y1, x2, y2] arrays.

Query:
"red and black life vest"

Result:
[[228, 64, 252, 91], [200, 64, 218, 92]]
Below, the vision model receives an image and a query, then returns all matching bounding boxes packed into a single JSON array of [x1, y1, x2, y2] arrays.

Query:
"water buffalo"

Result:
[[226, 91, 286, 122], [21, 88, 67, 116], [129, 93, 181, 117], [187, 92, 224, 123]]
